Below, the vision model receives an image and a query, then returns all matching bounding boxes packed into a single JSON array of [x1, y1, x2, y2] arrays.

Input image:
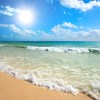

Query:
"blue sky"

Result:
[[0, 0, 100, 41]]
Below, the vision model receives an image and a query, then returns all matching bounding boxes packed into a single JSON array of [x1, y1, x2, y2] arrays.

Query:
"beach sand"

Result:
[[0, 72, 93, 100]]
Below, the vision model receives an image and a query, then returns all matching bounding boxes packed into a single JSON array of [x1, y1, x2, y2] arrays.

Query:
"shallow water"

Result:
[[0, 41, 100, 99]]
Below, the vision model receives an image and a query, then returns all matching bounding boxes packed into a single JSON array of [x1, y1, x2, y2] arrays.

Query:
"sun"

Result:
[[18, 9, 35, 25]]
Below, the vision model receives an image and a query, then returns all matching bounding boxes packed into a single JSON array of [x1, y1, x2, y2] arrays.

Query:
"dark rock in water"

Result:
[[89, 49, 100, 53], [64, 50, 67, 52], [45, 49, 49, 51], [67, 49, 72, 51], [10, 72, 16, 76], [26, 78, 33, 83]]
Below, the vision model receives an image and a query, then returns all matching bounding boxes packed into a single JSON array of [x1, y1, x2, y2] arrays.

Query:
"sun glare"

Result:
[[18, 9, 35, 25]]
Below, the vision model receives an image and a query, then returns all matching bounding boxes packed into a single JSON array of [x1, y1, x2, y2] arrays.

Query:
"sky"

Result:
[[0, 0, 100, 41]]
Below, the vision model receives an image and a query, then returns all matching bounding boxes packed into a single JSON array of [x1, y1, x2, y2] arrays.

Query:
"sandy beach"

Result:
[[0, 72, 93, 100]]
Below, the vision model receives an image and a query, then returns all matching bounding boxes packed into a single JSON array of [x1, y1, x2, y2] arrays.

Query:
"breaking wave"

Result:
[[27, 46, 100, 54], [0, 62, 100, 100], [1, 44, 100, 54]]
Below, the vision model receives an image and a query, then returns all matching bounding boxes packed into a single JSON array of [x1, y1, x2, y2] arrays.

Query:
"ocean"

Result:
[[0, 41, 100, 99]]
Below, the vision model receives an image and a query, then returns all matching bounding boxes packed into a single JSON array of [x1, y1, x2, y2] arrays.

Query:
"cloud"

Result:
[[0, 6, 21, 16], [51, 22, 100, 41], [60, 0, 100, 12], [52, 22, 77, 33], [0, 23, 56, 41], [62, 22, 77, 28], [0, 23, 100, 41], [0, 24, 36, 36]]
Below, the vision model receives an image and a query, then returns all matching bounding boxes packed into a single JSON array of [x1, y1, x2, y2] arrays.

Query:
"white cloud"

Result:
[[51, 23, 100, 41], [0, 24, 36, 36], [0, 6, 21, 16], [60, 0, 100, 12], [0, 23, 100, 41], [62, 22, 77, 28], [52, 22, 77, 32]]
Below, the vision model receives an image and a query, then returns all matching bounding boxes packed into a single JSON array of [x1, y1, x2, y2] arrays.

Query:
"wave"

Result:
[[0, 62, 99, 100], [0, 44, 4, 47], [27, 46, 100, 54], [0, 62, 79, 95], [1, 44, 100, 54]]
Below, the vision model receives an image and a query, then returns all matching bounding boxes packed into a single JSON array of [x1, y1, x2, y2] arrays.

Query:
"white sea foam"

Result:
[[0, 62, 79, 95], [0, 44, 4, 47], [0, 62, 100, 100], [27, 46, 64, 52], [27, 46, 100, 54]]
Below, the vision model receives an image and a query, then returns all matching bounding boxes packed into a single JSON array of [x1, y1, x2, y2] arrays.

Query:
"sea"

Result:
[[0, 41, 100, 99]]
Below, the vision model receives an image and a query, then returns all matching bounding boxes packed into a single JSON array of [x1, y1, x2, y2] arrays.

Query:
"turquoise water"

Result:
[[1, 41, 100, 48], [0, 41, 100, 99]]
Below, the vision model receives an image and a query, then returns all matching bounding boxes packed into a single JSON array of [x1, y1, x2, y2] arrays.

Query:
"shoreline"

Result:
[[0, 71, 93, 100]]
